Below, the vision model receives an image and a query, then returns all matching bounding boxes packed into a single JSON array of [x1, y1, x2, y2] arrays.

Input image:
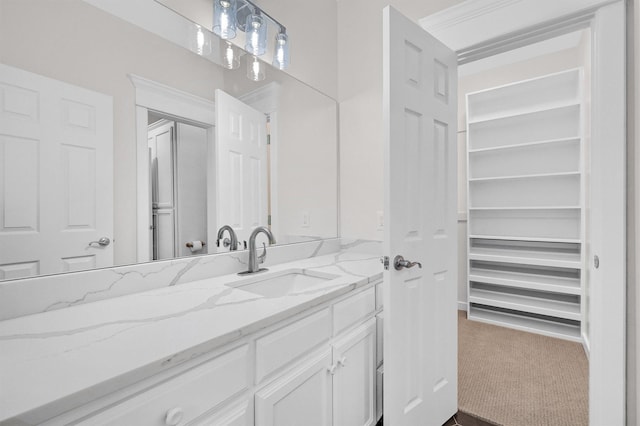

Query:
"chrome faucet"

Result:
[[216, 225, 239, 251], [243, 226, 276, 274]]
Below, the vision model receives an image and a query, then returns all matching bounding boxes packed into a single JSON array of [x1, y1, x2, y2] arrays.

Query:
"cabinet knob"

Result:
[[165, 407, 185, 425]]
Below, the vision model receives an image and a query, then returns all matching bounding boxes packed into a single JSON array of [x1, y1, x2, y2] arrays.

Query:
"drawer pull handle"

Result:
[[338, 356, 347, 367], [327, 363, 338, 375], [166, 407, 185, 425]]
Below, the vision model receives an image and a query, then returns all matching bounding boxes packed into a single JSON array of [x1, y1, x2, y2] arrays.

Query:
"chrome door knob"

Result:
[[394, 255, 422, 270], [88, 237, 111, 247]]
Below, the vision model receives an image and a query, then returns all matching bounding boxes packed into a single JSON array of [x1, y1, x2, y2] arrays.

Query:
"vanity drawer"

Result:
[[256, 308, 331, 383], [83, 345, 249, 425], [333, 287, 376, 335]]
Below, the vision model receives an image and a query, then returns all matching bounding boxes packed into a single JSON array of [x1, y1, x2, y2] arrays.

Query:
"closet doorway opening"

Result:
[[452, 12, 624, 421], [147, 114, 209, 261]]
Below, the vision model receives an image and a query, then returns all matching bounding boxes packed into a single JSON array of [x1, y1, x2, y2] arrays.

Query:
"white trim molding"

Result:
[[128, 74, 215, 126], [419, 0, 617, 53], [129, 75, 216, 262]]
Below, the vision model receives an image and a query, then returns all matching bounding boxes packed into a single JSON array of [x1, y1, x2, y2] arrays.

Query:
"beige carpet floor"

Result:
[[458, 310, 589, 426]]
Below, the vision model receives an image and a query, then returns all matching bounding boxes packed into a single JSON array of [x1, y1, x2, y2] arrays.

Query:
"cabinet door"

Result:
[[332, 318, 377, 426], [255, 349, 332, 426]]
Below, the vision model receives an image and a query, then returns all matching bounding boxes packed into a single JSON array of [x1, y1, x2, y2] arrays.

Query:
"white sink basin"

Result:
[[228, 269, 339, 297]]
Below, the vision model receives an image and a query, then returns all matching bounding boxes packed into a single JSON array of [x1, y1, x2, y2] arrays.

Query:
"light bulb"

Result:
[[224, 42, 240, 70], [196, 27, 205, 54], [213, 0, 237, 40], [272, 32, 289, 70], [247, 56, 265, 81], [244, 13, 267, 56]]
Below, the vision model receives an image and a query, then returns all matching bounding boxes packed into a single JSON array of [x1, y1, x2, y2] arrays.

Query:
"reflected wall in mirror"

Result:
[[0, 0, 338, 281]]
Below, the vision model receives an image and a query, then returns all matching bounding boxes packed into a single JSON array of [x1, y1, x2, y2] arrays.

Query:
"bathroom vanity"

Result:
[[0, 241, 384, 426]]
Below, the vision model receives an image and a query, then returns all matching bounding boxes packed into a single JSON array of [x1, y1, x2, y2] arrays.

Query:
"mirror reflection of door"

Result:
[[147, 117, 207, 260], [215, 89, 269, 247], [0, 64, 113, 279]]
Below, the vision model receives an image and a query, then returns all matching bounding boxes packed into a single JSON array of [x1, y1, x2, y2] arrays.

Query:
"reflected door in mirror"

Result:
[[0, 64, 113, 280], [215, 90, 268, 245]]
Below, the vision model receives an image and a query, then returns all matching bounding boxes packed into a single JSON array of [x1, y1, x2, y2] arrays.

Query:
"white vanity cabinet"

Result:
[[52, 344, 250, 426], [254, 319, 377, 426], [41, 282, 382, 426], [331, 318, 377, 426], [255, 286, 378, 426], [254, 349, 334, 426]]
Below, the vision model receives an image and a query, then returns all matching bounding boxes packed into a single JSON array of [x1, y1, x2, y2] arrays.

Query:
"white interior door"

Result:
[[215, 89, 268, 246], [0, 63, 113, 279], [383, 6, 458, 426]]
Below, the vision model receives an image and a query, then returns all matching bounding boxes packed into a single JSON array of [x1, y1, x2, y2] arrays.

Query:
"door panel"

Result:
[[332, 319, 377, 426], [255, 349, 332, 426], [383, 6, 458, 425], [0, 63, 113, 278], [215, 90, 268, 245]]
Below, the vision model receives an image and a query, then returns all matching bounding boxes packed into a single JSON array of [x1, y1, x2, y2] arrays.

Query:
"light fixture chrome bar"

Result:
[[240, 0, 286, 34]]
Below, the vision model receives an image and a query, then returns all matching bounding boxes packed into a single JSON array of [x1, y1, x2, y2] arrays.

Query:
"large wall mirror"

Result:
[[0, 0, 338, 281]]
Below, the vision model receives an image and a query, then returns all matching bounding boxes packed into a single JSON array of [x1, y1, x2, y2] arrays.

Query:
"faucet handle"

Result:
[[258, 242, 267, 264]]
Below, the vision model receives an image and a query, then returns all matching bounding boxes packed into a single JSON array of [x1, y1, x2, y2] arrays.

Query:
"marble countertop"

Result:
[[0, 248, 382, 423]]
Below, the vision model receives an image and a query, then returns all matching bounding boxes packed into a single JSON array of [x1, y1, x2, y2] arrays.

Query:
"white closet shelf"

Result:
[[469, 206, 580, 211], [468, 235, 582, 244], [469, 268, 581, 295], [468, 306, 582, 342], [468, 171, 580, 182], [469, 287, 580, 321], [466, 68, 584, 342], [467, 102, 580, 125], [468, 247, 581, 268], [467, 137, 580, 154]]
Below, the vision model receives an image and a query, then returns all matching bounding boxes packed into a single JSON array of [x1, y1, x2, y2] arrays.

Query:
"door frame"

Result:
[[129, 74, 216, 263], [421, 1, 626, 424]]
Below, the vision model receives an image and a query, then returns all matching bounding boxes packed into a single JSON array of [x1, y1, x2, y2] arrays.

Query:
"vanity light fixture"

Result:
[[244, 12, 267, 55], [212, 0, 237, 40], [272, 30, 289, 70], [247, 55, 266, 81], [212, 0, 289, 69]]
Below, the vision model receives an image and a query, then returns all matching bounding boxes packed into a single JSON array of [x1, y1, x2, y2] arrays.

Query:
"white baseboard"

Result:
[[458, 301, 468, 311]]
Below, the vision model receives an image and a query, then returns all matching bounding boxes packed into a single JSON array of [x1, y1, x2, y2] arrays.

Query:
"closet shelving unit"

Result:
[[466, 68, 585, 342]]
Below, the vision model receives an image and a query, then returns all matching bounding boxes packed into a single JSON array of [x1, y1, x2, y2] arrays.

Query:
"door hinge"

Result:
[[380, 256, 389, 271]]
